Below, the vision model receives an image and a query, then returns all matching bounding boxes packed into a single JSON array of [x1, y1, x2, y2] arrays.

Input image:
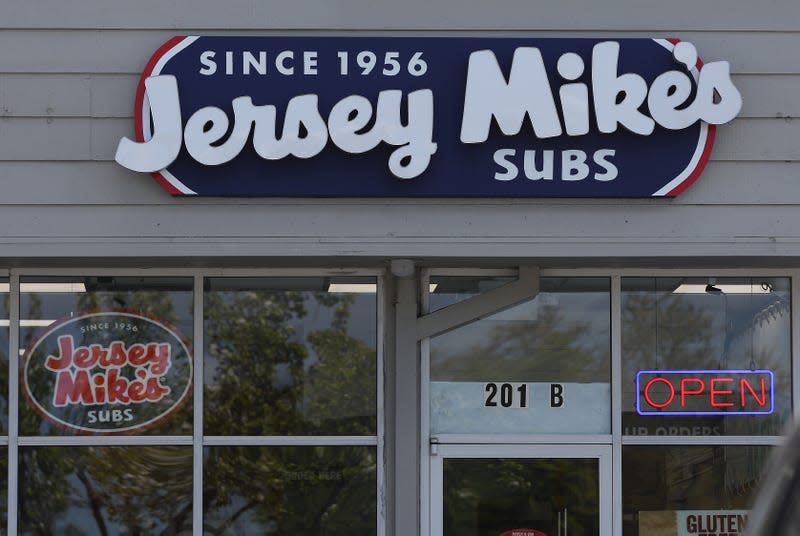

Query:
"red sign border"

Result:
[[21, 309, 194, 436]]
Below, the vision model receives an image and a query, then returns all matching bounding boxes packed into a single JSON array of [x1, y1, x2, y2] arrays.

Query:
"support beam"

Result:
[[391, 259, 420, 536], [416, 266, 539, 340]]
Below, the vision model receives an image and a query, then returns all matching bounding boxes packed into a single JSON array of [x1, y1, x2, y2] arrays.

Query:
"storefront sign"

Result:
[[639, 510, 747, 536], [116, 36, 741, 197], [636, 370, 773, 416], [22, 311, 192, 434]]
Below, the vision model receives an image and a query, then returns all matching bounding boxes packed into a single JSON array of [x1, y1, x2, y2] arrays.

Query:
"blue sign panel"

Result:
[[116, 36, 742, 197]]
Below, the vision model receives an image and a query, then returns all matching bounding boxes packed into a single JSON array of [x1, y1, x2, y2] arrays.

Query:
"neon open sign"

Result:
[[636, 370, 774, 416]]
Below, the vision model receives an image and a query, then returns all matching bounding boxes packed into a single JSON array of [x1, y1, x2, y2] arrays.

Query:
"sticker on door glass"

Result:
[[22, 311, 192, 434], [483, 382, 534, 408], [499, 529, 548, 536]]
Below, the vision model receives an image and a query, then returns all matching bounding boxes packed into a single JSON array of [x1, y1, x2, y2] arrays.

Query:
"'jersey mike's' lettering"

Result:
[[460, 41, 741, 143], [115, 36, 744, 197], [116, 78, 437, 180]]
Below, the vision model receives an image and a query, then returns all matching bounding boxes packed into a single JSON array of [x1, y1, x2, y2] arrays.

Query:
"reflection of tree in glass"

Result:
[[622, 293, 713, 370], [79, 290, 193, 436], [18, 447, 75, 535], [202, 289, 377, 534], [204, 289, 308, 436], [0, 448, 6, 535], [84, 446, 193, 535], [622, 446, 766, 536], [78, 291, 180, 325], [444, 458, 599, 535], [306, 328, 376, 435], [19, 446, 192, 536], [432, 305, 607, 383], [620, 288, 781, 536], [204, 290, 374, 436], [204, 446, 376, 535], [19, 289, 194, 535], [622, 289, 788, 435]]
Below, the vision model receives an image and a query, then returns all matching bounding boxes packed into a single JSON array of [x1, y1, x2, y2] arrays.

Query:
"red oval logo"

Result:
[[22, 311, 193, 434]]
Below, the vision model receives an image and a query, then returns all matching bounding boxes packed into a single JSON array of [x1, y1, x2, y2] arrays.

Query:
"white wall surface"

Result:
[[0, 1, 798, 264]]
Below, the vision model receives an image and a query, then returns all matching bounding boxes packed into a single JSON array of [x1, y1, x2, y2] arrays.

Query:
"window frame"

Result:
[[420, 267, 798, 536], [3, 267, 386, 536]]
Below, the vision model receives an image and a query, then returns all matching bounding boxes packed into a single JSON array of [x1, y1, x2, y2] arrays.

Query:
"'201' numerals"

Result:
[[484, 382, 528, 408]]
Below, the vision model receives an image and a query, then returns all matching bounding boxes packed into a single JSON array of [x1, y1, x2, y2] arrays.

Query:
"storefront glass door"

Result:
[[430, 444, 612, 536]]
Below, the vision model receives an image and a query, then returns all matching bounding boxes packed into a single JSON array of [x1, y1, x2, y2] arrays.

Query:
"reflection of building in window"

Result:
[[725, 446, 770, 497]]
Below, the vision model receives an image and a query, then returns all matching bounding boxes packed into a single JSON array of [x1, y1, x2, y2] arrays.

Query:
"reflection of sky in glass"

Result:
[[429, 276, 512, 313], [432, 292, 609, 362], [19, 282, 194, 353], [430, 278, 611, 384], [621, 277, 791, 436]]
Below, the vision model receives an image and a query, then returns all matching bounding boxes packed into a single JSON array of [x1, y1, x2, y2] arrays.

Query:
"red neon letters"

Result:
[[638, 371, 773, 415]]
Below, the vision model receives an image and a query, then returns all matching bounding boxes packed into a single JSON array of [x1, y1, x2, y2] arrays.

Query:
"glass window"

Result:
[[203, 277, 377, 436], [19, 277, 194, 436], [0, 279, 7, 435], [203, 446, 376, 535], [1, 271, 385, 535], [430, 277, 610, 435], [622, 277, 791, 437], [18, 446, 192, 535], [429, 275, 514, 313], [0, 447, 5, 535], [623, 445, 768, 536], [444, 457, 599, 535]]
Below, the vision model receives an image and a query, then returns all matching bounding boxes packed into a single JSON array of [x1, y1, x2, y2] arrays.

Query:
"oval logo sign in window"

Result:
[[22, 311, 192, 434]]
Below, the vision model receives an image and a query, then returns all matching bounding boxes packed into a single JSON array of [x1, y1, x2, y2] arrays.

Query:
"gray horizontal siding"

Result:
[[2, 0, 800, 32], [0, 75, 137, 118], [0, 4, 798, 262], [0, 161, 791, 206], [0, 117, 795, 162], [0, 203, 797, 262], [2, 74, 797, 119], [0, 31, 797, 74], [0, 203, 795, 241]]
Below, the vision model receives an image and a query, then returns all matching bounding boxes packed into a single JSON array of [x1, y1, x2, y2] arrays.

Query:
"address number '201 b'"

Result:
[[483, 382, 565, 409]]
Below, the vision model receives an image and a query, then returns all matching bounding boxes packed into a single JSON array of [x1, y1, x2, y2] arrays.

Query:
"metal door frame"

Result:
[[429, 443, 613, 536]]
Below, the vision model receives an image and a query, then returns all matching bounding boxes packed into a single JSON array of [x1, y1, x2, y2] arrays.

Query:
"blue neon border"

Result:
[[635, 369, 775, 416]]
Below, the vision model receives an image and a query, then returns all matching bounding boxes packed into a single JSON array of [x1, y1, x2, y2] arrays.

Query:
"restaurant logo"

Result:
[[116, 36, 741, 198], [22, 311, 192, 434]]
